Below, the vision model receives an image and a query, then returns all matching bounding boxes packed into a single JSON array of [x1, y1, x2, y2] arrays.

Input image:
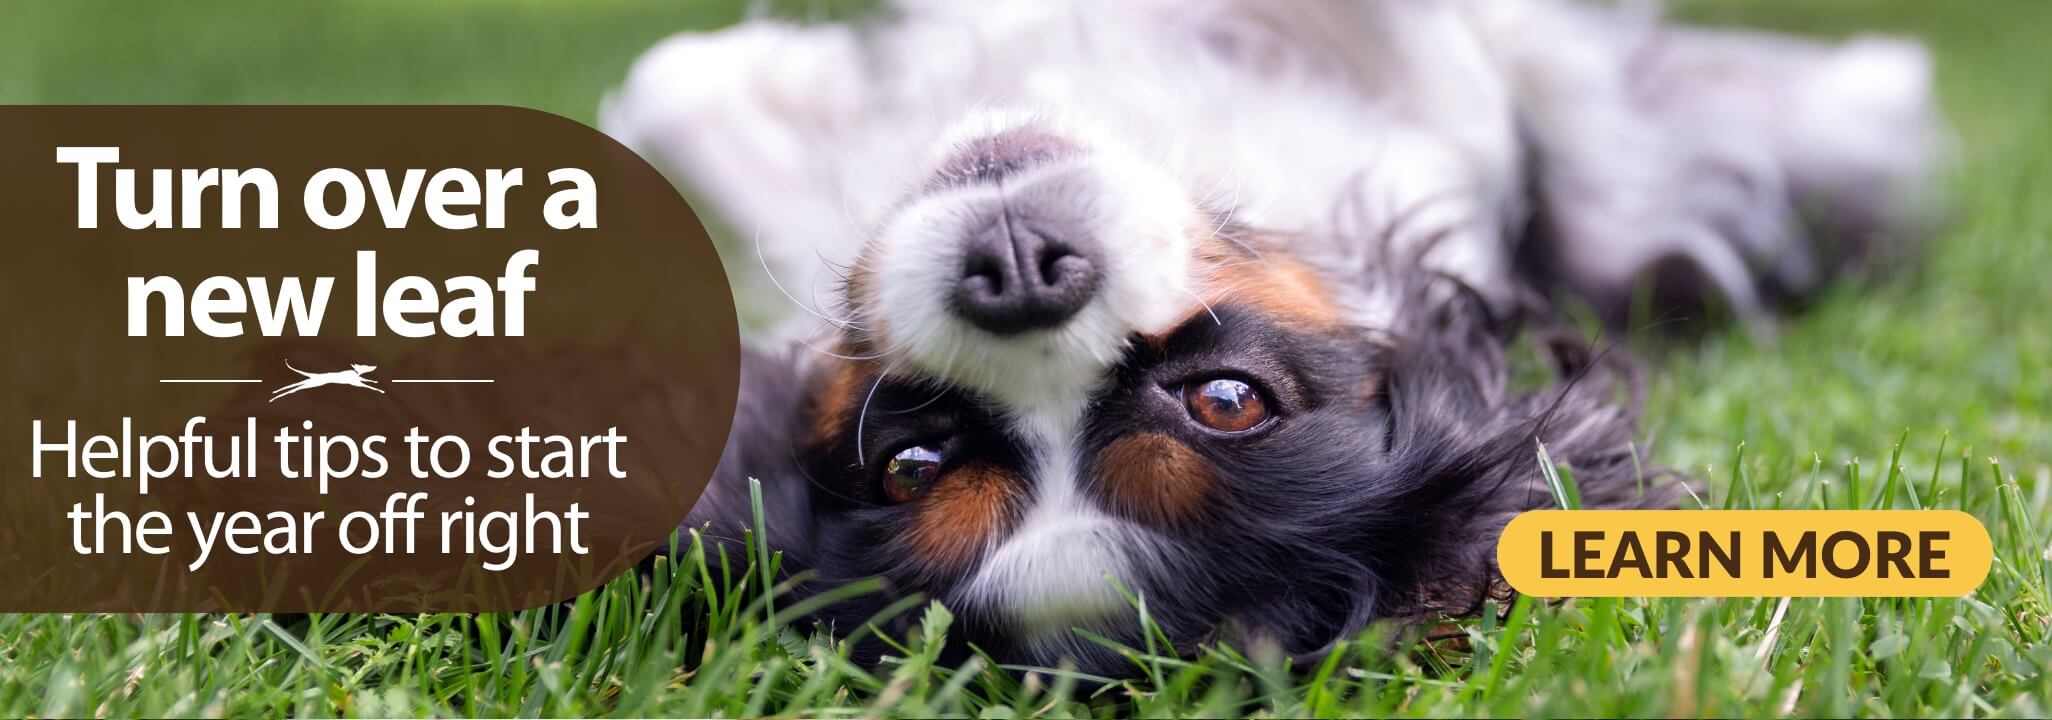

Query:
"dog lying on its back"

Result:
[[606, 0, 1941, 673]]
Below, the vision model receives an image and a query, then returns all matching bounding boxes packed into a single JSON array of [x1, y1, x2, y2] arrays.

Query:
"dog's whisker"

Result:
[[853, 365, 891, 466], [836, 179, 873, 251], [816, 246, 855, 281], [1212, 223, 1276, 270], [797, 335, 888, 362], [1200, 258, 1271, 274], [1198, 181, 1262, 263], [885, 385, 951, 415], [1192, 164, 1239, 209], [787, 439, 877, 509], [1185, 288, 1223, 326], [932, 338, 964, 386], [755, 225, 864, 330], [794, 311, 884, 362]]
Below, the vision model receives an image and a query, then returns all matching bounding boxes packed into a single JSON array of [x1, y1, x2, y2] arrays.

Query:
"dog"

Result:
[[604, 0, 1941, 673], [270, 361, 384, 402]]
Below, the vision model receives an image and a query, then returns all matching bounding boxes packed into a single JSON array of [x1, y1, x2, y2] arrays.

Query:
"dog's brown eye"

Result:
[[1183, 378, 1270, 433], [883, 445, 945, 503]]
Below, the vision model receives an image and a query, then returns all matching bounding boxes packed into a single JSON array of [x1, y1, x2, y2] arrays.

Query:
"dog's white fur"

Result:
[[603, 0, 1938, 637]]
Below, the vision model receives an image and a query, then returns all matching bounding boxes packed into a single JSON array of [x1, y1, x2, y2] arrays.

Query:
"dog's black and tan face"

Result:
[[619, 0, 1942, 677], [722, 117, 1673, 674]]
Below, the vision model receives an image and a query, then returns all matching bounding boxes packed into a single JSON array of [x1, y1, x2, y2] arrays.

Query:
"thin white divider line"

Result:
[[388, 379, 495, 384], [159, 379, 262, 383]]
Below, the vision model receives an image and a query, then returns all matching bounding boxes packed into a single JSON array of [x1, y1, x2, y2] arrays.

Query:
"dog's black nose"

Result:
[[951, 217, 1100, 335]]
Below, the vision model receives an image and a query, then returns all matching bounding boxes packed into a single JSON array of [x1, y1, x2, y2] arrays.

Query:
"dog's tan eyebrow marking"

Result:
[[1139, 234, 1344, 356], [1203, 256, 1341, 328], [807, 359, 878, 449], [902, 463, 1023, 579], [1096, 431, 1215, 530], [1176, 229, 1343, 331]]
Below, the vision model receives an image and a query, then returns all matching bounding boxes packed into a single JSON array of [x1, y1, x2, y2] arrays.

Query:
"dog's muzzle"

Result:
[[934, 130, 1103, 335]]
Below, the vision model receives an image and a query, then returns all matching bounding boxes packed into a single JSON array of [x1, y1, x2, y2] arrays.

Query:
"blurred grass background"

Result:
[[1644, 0, 2052, 483], [1, 0, 2049, 717], [1, 0, 731, 119]]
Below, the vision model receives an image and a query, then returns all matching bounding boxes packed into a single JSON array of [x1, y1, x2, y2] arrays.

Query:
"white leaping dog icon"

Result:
[[270, 360, 385, 402]]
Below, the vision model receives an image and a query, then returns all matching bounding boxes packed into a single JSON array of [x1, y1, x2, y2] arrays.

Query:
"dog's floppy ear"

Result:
[[1367, 281, 1684, 617], [676, 344, 817, 568]]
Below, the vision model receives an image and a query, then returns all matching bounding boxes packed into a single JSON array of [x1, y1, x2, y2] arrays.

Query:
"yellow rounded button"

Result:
[[1498, 510, 1992, 597]]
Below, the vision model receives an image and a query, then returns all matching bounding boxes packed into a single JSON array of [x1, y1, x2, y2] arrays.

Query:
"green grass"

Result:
[[3, 0, 2050, 717]]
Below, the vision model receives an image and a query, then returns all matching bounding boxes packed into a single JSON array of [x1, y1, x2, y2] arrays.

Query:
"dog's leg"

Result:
[[1461, 1, 1940, 328], [1628, 24, 1941, 301]]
